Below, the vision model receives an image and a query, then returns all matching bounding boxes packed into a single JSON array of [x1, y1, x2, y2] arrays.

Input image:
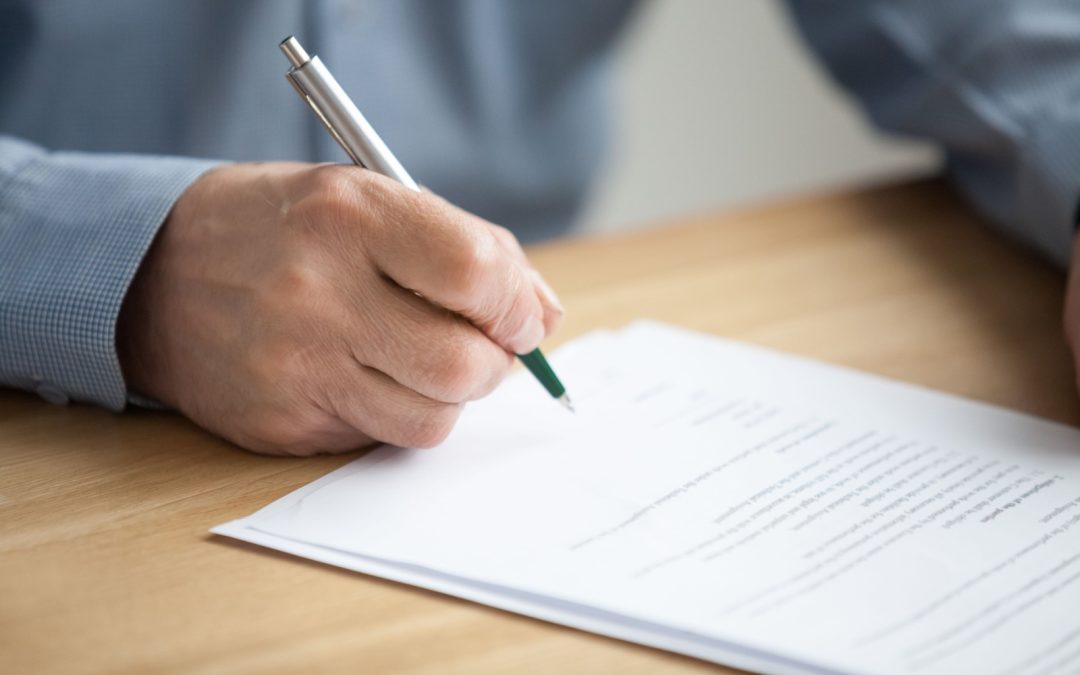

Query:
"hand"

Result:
[[117, 162, 563, 455]]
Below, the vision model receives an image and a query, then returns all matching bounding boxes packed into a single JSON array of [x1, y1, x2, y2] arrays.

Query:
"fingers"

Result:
[[357, 174, 548, 354], [149, 162, 557, 458], [488, 224, 564, 336], [346, 281, 515, 404], [233, 165, 564, 454], [327, 358, 465, 449]]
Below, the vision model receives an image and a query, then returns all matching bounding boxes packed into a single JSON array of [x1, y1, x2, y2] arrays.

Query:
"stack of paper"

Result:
[[215, 322, 1080, 674]]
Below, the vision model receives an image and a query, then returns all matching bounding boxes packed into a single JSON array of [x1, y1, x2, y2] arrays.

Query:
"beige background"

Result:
[[579, 0, 941, 234]]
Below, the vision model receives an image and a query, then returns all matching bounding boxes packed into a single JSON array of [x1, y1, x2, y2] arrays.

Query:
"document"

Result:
[[214, 322, 1080, 675]]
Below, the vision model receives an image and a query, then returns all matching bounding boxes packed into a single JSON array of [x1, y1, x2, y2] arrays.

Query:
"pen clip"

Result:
[[286, 71, 366, 168]]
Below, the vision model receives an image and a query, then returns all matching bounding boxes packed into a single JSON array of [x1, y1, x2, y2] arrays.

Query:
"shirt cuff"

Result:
[[0, 148, 222, 411]]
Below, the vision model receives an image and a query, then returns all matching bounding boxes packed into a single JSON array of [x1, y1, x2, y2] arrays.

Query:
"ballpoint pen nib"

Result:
[[558, 394, 575, 413]]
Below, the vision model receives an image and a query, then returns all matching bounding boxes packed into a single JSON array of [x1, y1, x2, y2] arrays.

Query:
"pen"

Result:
[[279, 36, 573, 412]]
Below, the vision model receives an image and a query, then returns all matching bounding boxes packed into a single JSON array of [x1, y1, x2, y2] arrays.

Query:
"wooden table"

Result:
[[3, 180, 1077, 674]]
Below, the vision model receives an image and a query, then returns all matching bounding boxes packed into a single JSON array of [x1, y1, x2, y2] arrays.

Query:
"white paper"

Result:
[[214, 322, 1080, 675]]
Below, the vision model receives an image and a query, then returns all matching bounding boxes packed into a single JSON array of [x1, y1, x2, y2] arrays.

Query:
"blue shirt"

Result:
[[2, 0, 1078, 411]]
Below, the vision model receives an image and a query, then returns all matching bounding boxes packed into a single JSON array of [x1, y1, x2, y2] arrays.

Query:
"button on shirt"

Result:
[[2, 0, 1079, 411]]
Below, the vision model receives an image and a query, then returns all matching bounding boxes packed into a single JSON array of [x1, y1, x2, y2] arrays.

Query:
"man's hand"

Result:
[[117, 162, 563, 455]]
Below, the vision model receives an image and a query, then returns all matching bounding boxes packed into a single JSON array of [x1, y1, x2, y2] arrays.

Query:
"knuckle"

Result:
[[490, 224, 522, 251], [487, 279, 540, 346], [295, 167, 361, 227], [266, 261, 326, 306], [473, 351, 513, 399], [292, 191, 335, 228], [403, 404, 462, 448], [444, 231, 498, 301], [431, 333, 490, 402], [295, 192, 346, 232], [307, 164, 356, 199]]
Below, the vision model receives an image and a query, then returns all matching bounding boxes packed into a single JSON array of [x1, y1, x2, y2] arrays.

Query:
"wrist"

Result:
[[116, 221, 169, 405]]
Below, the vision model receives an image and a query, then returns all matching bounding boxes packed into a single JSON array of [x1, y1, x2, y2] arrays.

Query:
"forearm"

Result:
[[0, 135, 220, 409], [785, 0, 1080, 266]]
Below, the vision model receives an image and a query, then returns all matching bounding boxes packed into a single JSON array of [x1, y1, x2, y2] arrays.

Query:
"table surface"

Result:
[[3, 180, 1077, 675]]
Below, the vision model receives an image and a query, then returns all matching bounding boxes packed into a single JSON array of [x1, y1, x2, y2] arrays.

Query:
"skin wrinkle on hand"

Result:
[[116, 161, 563, 456]]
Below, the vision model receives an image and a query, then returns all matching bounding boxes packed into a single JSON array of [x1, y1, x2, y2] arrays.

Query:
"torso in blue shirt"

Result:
[[0, 0, 635, 241]]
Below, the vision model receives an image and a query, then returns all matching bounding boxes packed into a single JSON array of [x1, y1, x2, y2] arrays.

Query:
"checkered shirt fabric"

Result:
[[0, 137, 220, 410]]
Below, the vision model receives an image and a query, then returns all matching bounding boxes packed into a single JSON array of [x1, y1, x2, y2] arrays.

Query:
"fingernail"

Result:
[[531, 270, 565, 315], [511, 315, 545, 354]]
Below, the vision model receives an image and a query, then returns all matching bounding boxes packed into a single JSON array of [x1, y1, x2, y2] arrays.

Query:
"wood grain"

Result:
[[2, 180, 1076, 674]]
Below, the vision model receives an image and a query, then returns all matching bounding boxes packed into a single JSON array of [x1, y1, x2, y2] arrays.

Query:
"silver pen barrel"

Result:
[[279, 36, 420, 191]]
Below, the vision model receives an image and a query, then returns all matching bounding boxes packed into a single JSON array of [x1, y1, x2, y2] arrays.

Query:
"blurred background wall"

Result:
[[577, 0, 941, 235]]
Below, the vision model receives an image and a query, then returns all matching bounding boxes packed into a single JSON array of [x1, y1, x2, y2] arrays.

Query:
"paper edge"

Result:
[[211, 520, 848, 675]]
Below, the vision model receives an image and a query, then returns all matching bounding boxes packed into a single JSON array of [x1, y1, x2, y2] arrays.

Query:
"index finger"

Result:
[[358, 174, 547, 355]]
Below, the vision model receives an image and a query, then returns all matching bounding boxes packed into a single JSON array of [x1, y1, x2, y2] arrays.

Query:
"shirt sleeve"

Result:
[[0, 135, 221, 410], [784, 0, 1080, 267]]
